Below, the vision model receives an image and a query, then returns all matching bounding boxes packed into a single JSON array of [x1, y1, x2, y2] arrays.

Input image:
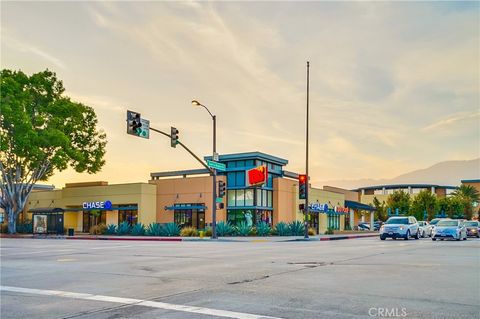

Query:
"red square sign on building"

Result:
[[247, 165, 268, 187]]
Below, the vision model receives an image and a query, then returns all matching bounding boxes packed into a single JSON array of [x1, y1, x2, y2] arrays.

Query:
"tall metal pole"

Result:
[[212, 115, 217, 239], [304, 61, 310, 239]]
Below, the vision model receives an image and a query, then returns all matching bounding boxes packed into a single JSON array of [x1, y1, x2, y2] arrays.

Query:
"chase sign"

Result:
[[82, 200, 113, 210]]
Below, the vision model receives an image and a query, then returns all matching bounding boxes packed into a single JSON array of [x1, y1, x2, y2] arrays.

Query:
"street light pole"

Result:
[[192, 100, 218, 239], [305, 61, 310, 239]]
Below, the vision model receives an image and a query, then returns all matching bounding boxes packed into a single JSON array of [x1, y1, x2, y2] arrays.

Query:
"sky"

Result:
[[1, 1, 479, 188]]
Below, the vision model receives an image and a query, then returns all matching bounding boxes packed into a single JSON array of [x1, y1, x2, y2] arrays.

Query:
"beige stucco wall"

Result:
[[323, 186, 359, 202], [149, 175, 226, 225], [25, 182, 157, 229], [273, 177, 297, 225]]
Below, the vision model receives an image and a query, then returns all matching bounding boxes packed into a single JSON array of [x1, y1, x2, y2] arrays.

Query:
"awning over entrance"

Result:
[[29, 207, 65, 214], [345, 200, 375, 211], [165, 205, 207, 211]]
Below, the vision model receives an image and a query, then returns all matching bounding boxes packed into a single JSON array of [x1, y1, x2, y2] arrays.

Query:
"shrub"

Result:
[[131, 223, 145, 236], [180, 227, 198, 237], [216, 221, 234, 236], [236, 222, 252, 236], [308, 227, 316, 236], [146, 223, 162, 236], [249, 227, 257, 236], [289, 221, 305, 236], [204, 227, 212, 237], [275, 222, 291, 236], [117, 221, 131, 235], [324, 227, 334, 235], [163, 223, 180, 236], [17, 221, 33, 234], [105, 224, 117, 235], [89, 224, 107, 235], [0, 223, 8, 233], [256, 222, 271, 236]]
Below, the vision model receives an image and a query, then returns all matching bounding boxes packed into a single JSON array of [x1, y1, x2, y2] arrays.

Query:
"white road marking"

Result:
[[1, 249, 74, 256], [91, 245, 134, 250], [0, 286, 282, 319]]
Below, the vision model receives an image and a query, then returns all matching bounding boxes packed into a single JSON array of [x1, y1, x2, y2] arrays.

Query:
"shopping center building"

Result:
[[22, 151, 375, 234]]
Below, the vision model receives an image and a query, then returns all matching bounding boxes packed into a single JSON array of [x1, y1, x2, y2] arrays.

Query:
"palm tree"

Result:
[[452, 185, 480, 203]]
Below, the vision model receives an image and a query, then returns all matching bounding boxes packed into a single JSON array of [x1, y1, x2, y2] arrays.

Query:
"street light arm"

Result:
[[200, 104, 214, 119]]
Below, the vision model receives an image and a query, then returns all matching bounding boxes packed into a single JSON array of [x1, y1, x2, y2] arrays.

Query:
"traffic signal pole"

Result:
[[149, 127, 214, 174], [305, 61, 310, 239]]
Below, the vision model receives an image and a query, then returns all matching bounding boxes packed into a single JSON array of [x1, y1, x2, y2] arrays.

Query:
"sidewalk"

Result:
[[1, 232, 378, 242]]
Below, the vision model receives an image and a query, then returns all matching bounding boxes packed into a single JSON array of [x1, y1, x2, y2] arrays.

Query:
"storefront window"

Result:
[[227, 190, 236, 206], [236, 189, 245, 206], [173, 204, 205, 229], [118, 209, 138, 225], [245, 189, 254, 206]]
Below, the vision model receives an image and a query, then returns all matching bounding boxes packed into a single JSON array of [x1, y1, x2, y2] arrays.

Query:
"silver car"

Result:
[[417, 221, 432, 238], [432, 220, 467, 241], [380, 216, 420, 240]]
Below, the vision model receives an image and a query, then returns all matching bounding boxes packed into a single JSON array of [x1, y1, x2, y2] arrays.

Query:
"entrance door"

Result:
[[197, 212, 205, 229]]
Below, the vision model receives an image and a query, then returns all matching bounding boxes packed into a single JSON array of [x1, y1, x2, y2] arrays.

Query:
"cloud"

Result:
[[422, 112, 480, 131], [2, 34, 66, 70]]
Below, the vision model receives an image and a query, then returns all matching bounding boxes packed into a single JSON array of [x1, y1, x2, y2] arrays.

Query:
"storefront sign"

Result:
[[310, 203, 329, 212], [334, 206, 349, 213], [82, 200, 113, 210], [247, 165, 268, 186]]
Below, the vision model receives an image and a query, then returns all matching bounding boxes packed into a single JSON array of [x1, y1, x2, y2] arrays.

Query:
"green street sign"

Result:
[[207, 160, 226, 171], [216, 197, 223, 203]]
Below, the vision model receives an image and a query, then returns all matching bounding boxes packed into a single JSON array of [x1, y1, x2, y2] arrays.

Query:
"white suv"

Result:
[[380, 216, 420, 240]]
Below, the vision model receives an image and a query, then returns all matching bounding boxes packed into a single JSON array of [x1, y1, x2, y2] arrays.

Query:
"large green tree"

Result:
[[452, 185, 479, 220], [410, 190, 437, 221], [0, 69, 107, 233], [438, 196, 465, 219], [372, 196, 387, 221], [386, 190, 411, 216]]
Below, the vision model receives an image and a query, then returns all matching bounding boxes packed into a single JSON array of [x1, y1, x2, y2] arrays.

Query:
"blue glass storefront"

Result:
[[205, 152, 287, 227]]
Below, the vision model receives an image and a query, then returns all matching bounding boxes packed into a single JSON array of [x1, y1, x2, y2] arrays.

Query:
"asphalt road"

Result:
[[1, 237, 479, 319]]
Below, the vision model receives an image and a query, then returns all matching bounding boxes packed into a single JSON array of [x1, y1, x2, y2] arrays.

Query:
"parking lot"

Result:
[[1, 237, 479, 319]]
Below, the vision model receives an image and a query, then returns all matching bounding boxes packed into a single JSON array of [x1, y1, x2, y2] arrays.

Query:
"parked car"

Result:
[[432, 220, 467, 241], [373, 221, 383, 231], [429, 218, 448, 232], [464, 220, 480, 238], [417, 221, 432, 238], [379, 216, 420, 240], [358, 222, 370, 231]]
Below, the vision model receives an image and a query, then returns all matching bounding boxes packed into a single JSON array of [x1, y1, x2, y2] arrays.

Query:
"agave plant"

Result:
[[289, 220, 305, 236], [163, 223, 180, 236], [130, 223, 145, 236], [105, 224, 117, 235], [256, 221, 271, 236], [216, 221, 234, 236], [146, 223, 162, 236], [236, 221, 252, 237], [117, 221, 131, 235], [275, 222, 291, 236]]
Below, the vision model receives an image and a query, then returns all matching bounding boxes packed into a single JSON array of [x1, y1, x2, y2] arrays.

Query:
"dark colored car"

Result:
[[464, 221, 479, 238]]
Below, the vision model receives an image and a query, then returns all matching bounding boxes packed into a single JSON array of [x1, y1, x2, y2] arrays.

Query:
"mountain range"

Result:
[[320, 158, 480, 190]]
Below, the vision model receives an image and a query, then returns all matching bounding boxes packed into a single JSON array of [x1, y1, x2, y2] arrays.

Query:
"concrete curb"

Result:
[[1, 234, 378, 242]]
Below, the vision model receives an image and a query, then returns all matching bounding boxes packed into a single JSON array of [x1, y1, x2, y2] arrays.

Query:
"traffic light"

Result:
[[299, 203, 305, 211], [170, 127, 179, 147], [127, 110, 149, 139], [127, 110, 142, 136], [298, 174, 307, 199], [218, 181, 226, 197], [218, 203, 225, 209]]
